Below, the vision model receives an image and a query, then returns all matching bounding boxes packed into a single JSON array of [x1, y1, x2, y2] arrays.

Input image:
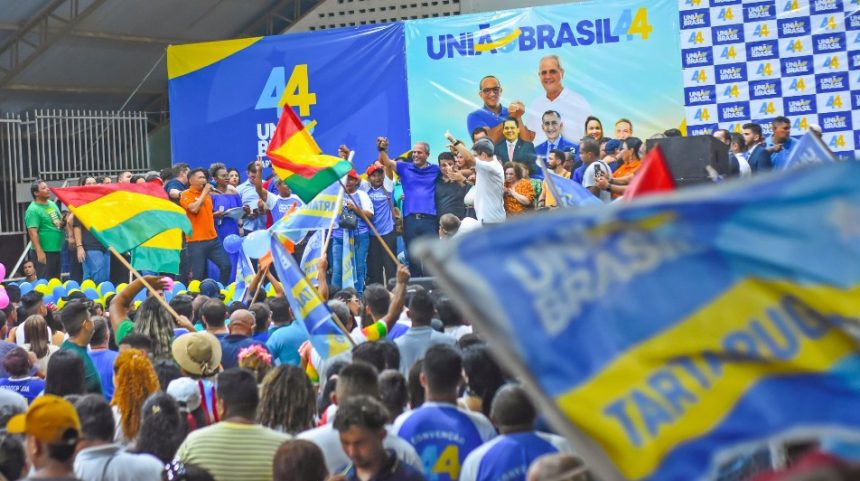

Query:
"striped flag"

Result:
[[266, 106, 353, 202]]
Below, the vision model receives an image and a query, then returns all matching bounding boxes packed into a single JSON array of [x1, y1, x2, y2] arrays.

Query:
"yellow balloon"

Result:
[[133, 300, 142, 309], [34, 284, 49, 294], [56, 299, 66, 310], [47, 278, 62, 289], [220, 289, 228, 300], [80, 280, 97, 291], [188, 280, 201, 293], [266, 285, 276, 297], [116, 283, 128, 293]]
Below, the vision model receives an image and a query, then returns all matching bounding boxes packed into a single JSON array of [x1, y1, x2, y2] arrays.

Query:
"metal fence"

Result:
[[0, 109, 150, 237]]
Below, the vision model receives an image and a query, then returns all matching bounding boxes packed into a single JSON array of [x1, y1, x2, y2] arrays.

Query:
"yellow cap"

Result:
[[6, 395, 80, 444]]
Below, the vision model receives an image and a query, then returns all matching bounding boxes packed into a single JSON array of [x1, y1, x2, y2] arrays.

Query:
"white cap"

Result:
[[167, 377, 202, 412]]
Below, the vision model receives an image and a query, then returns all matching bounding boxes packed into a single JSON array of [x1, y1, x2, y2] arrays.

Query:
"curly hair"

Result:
[[111, 348, 160, 441], [134, 392, 185, 464], [256, 366, 315, 434], [132, 296, 175, 360]]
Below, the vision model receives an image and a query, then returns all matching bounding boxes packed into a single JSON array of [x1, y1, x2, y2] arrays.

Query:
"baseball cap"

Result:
[[347, 169, 360, 180], [167, 377, 202, 412], [6, 395, 80, 444], [199, 279, 220, 299], [604, 139, 623, 153], [365, 162, 384, 177], [171, 332, 222, 377]]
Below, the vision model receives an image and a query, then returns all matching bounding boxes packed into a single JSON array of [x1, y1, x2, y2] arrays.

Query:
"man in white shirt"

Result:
[[580, 139, 613, 202], [450, 136, 505, 225], [297, 362, 422, 473], [253, 161, 303, 224], [524, 55, 593, 146]]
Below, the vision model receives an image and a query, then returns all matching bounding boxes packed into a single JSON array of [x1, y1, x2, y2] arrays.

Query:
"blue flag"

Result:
[[270, 233, 351, 359], [270, 182, 343, 243], [783, 132, 836, 170], [231, 247, 255, 304], [547, 171, 601, 207], [417, 162, 860, 481], [341, 229, 356, 290], [300, 231, 324, 286]]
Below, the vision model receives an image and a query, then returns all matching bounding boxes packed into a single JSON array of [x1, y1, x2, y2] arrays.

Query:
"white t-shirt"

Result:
[[473, 158, 506, 224], [297, 423, 422, 473], [582, 160, 612, 203], [525, 87, 593, 145]]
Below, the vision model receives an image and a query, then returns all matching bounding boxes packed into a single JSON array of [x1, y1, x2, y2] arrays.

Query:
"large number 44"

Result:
[[255, 64, 317, 117], [420, 444, 461, 481]]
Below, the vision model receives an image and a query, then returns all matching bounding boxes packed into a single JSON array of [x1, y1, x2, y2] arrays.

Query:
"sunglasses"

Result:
[[481, 87, 501, 95]]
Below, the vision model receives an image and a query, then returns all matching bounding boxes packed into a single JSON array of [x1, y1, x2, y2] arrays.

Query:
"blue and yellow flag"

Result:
[[300, 231, 324, 286], [341, 229, 356, 290], [270, 182, 343, 242], [270, 232, 351, 359], [418, 162, 860, 481]]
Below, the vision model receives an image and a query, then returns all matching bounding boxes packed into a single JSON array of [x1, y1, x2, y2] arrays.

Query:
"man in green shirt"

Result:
[[25, 180, 65, 280], [58, 300, 103, 395]]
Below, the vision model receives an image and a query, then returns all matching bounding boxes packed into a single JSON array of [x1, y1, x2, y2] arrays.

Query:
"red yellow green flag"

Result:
[[51, 182, 192, 274], [266, 106, 352, 202]]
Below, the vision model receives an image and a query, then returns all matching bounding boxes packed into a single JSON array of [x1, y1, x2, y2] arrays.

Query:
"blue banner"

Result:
[[419, 162, 860, 481], [167, 24, 410, 173], [783, 131, 836, 169]]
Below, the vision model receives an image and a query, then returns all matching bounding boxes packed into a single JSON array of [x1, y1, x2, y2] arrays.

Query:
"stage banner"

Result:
[[679, 0, 860, 158], [404, 0, 686, 152], [167, 24, 409, 173]]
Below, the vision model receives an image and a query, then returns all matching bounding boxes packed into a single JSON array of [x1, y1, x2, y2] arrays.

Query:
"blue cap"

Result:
[[604, 139, 623, 153]]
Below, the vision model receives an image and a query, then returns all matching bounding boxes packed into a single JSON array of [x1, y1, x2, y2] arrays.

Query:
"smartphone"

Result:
[[593, 163, 603, 177]]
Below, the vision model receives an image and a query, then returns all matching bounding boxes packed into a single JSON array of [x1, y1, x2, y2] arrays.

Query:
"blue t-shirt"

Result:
[[265, 323, 309, 366], [219, 335, 269, 370], [0, 377, 46, 404], [396, 163, 440, 217], [462, 432, 563, 481], [466, 105, 510, 137], [365, 186, 395, 236], [267, 195, 303, 224], [164, 179, 187, 205], [252, 331, 271, 344], [394, 402, 496, 481], [387, 322, 410, 341], [767, 136, 798, 170], [211, 193, 242, 239], [89, 349, 119, 402]]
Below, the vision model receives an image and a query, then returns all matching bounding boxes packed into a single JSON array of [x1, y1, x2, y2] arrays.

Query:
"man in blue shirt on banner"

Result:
[[379, 137, 439, 278], [393, 345, 496, 481], [466, 76, 510, 144], [767, 116, 797, 169], [460, 384, 571, 481], [535, 110, 578, 164]]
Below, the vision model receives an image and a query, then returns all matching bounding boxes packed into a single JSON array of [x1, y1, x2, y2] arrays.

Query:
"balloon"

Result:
[[161, 277, 175, 293], [33, 279, 47, 287], [56, 298, 65, 310], [188, 280, 201, 293], [52, 286, 67, 300], [64, 280, 80, 290], [83, 288, 99, 300], [44, 294, 54, 305], [223, 234, 243, 254], [173, 282, 186, 293], [266, 284, 276, 297], [0, 263, 5, 282], [116, 283, 128, 293], [0, 289, 8, 309], [134, 290, 147, 302], [220, 289, 228, 300], [98, 282, 115, 296], [19, 282, 32, 295], [34, 284, 49, 295], [163, 290, 174, 302], [133, 300, 142, 309], [243, 230, 270, 259], [47, 278, 62, 290], [80, 279, 97, 291]]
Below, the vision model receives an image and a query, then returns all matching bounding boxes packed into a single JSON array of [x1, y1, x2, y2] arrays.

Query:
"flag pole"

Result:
[[248, 265, 270, 304], [337, 179, 401, 267], [108, 247, 183, 322]]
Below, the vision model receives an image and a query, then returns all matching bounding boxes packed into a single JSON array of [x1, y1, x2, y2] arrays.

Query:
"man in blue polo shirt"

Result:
[[393, 345, 496, 481], [467, 76, 511, 144], [379, 138, 439, 277], [460, 384, 572, 481], [767, 116, 797, 170]]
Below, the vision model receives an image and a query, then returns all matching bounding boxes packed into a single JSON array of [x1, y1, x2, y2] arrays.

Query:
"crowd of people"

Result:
[[8, 55, 817, 481]]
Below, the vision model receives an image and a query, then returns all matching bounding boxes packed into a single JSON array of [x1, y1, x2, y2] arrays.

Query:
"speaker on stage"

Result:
[[646, 135, 731, 187]]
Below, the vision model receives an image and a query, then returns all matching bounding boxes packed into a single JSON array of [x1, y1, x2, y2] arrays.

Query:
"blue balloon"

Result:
[[83, 288, 99, 300], [34, 279, 48, 287], [163, 291, 174, 302], [223, 234, 243, 255], [243, 230, 270, 258], [64, 280, 80, 290], [173, 282, 186, 293], [19, 282, 32, 295], [44, 294, 54, 304], [134, 290, 147, 302], [98, 282, 116, 296], [52, 286, 67, 300]]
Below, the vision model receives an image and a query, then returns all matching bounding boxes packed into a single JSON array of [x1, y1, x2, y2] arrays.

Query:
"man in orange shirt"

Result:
[[180, 168, 232, 284]]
